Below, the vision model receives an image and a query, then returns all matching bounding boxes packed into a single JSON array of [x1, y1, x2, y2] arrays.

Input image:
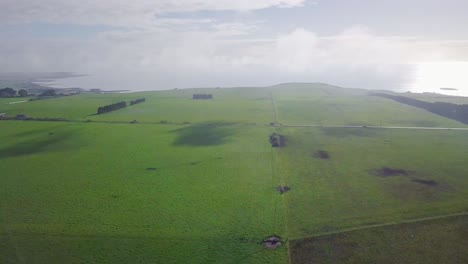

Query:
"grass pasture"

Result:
[[290, 214, 468, 264], [0, 122, 287, 263], [1, 83, 467, 263], [274, 127, 468, 240], [1, 88, 275, 124]]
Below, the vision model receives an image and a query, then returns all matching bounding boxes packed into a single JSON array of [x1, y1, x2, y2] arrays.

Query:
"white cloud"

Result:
[[0, 0, 306, 26], [1, 22, 466, 90]]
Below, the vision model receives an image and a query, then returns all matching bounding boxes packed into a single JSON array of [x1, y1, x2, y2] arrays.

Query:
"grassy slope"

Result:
[[0, 122, 287, 263], [1, 88, 274, 124], [272, 83, 468, 127], [290, 215, 468, 264], [2, 84, 467, 127]]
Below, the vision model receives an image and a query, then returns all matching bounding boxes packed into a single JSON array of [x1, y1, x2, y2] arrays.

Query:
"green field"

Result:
[[290, 214, 468, 264], [1, 83, 467, 263]]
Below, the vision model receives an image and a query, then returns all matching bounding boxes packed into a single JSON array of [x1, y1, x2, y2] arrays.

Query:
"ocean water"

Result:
[[407, 61, 468, 97], [37, 61, 468, 97]]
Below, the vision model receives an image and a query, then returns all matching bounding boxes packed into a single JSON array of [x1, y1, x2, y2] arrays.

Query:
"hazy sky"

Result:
[[1, 0, 467, 90]]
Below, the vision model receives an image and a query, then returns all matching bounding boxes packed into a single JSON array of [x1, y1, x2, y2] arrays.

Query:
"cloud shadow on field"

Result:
[[0, 130, 80, 159], [9, 125, 63, 138], [171, 123, 234, 146]]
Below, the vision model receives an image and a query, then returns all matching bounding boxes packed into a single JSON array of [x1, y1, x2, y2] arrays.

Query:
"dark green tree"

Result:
[[0, 87, 17, 97], [39, 89, 56, 97], [18, 89, 28, 97]]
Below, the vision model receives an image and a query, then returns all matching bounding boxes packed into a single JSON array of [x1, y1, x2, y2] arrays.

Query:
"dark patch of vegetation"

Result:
[[389, 181, 441, 201], [97, 101, 127, 114], [372, 93, 468, 124], [276, 185, 290, 194], [18, 89, 28, 97], [372, 167, 412, 177], [192, 94, 213, 100], [315, 150, 330, 159], [0, 87, 17, 97], [39, 89, 56, 97], [263, 236, 283, 249], [15, 114, 28, 120], [171, 123, 233, 146], [0, 114, 68, 122], [130, 98, 146, 105], [269, 132, 286, 147], [412, 179, 438, 186]]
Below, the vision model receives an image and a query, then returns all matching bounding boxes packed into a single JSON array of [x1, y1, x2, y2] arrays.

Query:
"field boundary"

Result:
[[3, 118, 468, 131], [291, 211, 468, 241], [269, 91, 279, 124]]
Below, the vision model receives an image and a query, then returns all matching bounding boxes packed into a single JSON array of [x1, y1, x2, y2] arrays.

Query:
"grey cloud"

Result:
[[0, 0, 307, 26]]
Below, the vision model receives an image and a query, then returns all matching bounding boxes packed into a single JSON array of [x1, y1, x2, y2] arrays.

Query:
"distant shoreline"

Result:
[[440, 87, 458, 91]]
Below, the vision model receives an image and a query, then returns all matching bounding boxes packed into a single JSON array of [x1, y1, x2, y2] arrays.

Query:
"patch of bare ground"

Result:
[[411, 179, 438, 186], [371, 167, 412, 177], [370, 167, 451, 200], [276, 186, 290, 194], [315, 150, 330, 159], [263, 236, 282, 249], [389, 181, 441, 201]]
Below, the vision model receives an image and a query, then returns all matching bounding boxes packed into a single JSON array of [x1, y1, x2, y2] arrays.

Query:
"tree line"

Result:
[[97, 101, 127, 114], [0, 87, 28, 98], [97, 97, 147, 114], [372, 93, 468, 124], [130, 98, 146, 105], [192, 94, 213, 100]]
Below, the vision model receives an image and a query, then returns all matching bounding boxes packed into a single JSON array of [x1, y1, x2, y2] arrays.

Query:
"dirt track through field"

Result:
[[291, 211, 468, 241], [270, 91, 279, 124]]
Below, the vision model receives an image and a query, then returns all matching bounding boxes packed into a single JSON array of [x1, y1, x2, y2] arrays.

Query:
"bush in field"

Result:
[[192, 94, 213, 100], [269, 132, 285, 147]]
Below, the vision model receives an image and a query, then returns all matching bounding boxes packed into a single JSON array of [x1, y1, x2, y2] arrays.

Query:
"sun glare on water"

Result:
[[409, 61, 468, 96]]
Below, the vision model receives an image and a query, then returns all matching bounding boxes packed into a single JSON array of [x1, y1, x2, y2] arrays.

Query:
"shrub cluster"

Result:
[[130, 98, 146, 105], [97, 101, 127, 114], [0, 87, 28, 97], [192, 94, 213, 100], [0, 114, 67, 122], [269, 132, 285, 147]]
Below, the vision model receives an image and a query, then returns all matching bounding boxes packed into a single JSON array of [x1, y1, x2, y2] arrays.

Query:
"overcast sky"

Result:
[[1, 0, 467, 90]]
